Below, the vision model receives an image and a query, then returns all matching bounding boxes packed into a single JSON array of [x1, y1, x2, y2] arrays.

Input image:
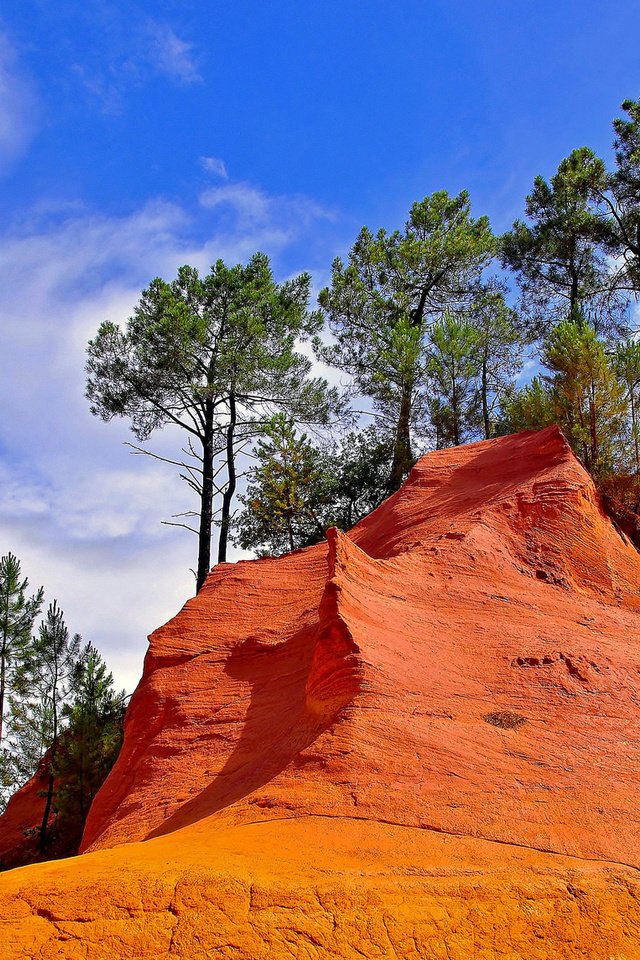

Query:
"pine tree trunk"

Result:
[[39, 767, 55, 854], [0, 640, 6, 746], [452, 373, 460, 446], [287, 515, 294, 553], [569, 255, 580, 318], [0, 581, 8, 745], [630, 389, 639, 473], [590, 396, 598, 470], [387, 292, 429, 493], [574, 392, 589, 468], [388, 380, 413, 492], [39, 700, 58, 854], [482, 356, 491, 440], [196, 400, 215, 593], [217, 392, 237, 564]]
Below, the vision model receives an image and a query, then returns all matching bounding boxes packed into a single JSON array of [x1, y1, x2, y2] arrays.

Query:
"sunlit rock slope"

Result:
[[2, 425, 640, 959]]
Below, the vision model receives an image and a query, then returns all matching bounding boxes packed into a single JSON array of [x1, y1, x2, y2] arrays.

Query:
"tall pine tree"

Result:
[[319, 191, 495, 489], [54, 643, 126, 849], [87, 254, 339, 591], [0, 554, 43, 748], [11, 602, 82, 852]]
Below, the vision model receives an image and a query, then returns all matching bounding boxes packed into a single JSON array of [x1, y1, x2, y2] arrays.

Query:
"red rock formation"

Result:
[[2, 426, 640, 958], [0, 752, 52, 869]]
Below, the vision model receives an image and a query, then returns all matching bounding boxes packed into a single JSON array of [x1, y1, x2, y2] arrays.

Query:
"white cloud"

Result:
[[1, 522, 193, 694], [70, 18, 203, 113], [516, 356, 540, 387], [0, 31, 38, 173], [199, 182, 335, 243], [70, 62, 126, 117], [146, 21, 202, 85], [200, 156, 228, 179], [0, 180, 338, 692], [201, 182, 272, 222]]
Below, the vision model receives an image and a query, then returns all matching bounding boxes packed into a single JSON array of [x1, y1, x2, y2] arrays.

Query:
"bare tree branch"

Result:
[[125, 442, 204, 474], [161, 520, 199, 535]]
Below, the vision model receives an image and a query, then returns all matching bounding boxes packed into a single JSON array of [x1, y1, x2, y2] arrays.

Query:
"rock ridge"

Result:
[[2, 426, 640, 959]]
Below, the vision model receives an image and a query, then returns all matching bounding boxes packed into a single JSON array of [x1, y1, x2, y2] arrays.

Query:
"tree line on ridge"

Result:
[[0, 552, 125, 863], [86, 97, 640, 570]]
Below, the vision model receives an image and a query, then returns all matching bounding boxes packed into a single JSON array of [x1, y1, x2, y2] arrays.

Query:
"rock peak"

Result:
[[2, 427, 640, 958], [78, 426, 640, 857]]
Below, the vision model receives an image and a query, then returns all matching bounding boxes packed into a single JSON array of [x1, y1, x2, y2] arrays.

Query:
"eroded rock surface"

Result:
[[2, 426, 640, 959]]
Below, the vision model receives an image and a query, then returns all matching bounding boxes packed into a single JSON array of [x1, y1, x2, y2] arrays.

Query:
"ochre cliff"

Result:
[[2, 426, 640, 959], [0, 753, 52, 870]]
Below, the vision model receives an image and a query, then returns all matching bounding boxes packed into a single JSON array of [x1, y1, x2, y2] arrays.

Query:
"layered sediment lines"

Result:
[[2, 426, 640, 958]]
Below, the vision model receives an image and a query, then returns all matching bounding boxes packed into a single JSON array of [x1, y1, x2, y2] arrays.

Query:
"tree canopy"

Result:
[[53, 643, 126, 850], [502, 317, 628, 476], [0, 556, 126, 862], [0, 554, 43, 748], [87, 253, 339, 590], [319, 191, 495, 490], [501, 148, 625, 336], [607, 98, 640, 293], [235, 423, 392, 556]]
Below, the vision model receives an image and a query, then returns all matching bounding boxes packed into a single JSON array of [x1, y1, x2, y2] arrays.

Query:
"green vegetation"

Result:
[[0, 553, 43, 751], [53, 643, 126, 852], [0, 554, 125, 861], [615, 339, 640, 473], [501, 147, 622, 335], [235, 421, 392, 555], [86, 254, 340, 590], [466, 283, 522, 440], [426, 311, 483, 447], [84, 97, 640, 567], [502, 317, 628, 476], [318, 190, 495, 490]]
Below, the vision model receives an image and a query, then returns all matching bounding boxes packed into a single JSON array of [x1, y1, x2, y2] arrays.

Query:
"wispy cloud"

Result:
[[0, 179, 337, 691], [0, 30, 38, 173], [146, 20, 202, 85], [200, 156, 228, 179], [70, 17, 202, 113], [70, 62, 127, 116], [516, 356, 540, 386], [199, 181, 336, 246], [0, 202, 215, 690]]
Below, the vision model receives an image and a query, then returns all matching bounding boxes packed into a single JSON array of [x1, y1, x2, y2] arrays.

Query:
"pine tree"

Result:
[[615, 338, 640, 473], [500, 377, 558, 435], [467, 284, 523, 439], [501, 320, 628, 477], [319, 191, 495, 489], [427, 312, 481, 447], [235, 415, 325, 554], [502, 148, 625, 337], [0, 553, 43, 810], [53, 643, 126, 848], [542, 319, 627, 473], [87, 254, 339, 591], [235, 425, 393, 556], [607, 98, 640, 294], [11, 602, 82, 852]]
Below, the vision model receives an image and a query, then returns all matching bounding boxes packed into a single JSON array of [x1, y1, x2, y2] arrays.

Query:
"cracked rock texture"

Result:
[[2, 425, 640, 958]]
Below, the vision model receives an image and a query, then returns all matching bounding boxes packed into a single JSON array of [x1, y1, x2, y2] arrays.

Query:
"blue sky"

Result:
[[1, 0, 639, 690]]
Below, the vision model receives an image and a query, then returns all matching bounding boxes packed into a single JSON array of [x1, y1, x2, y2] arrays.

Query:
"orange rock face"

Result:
[[0, 753, 52, 870], [2, 426, 640, 959]]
